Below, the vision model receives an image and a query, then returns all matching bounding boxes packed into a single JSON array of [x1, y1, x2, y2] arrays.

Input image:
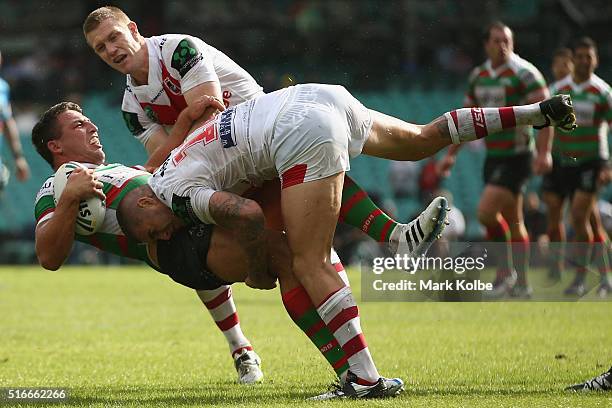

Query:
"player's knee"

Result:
[[477, 209, 497, 226], [291, 255, 328, 280], [571, 206, 589, 226]]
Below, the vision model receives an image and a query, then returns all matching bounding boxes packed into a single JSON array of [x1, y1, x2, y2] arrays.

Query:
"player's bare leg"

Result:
[[542, 191, 566, 280], [501, 193, 531, 298], [362, 95, 576, 161], [281, 172, 403, 398], [565, 191, 596, 296], [281, 174, 345, 304], [589, 203, 611, 296], [478, 185, 515, 297]]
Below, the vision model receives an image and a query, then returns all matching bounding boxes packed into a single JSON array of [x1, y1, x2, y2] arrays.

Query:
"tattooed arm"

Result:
[[208, 190, 275, 289]]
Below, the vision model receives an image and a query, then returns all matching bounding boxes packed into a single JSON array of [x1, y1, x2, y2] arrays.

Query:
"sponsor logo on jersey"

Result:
[[163, 77, 181, 95], [36, 177, 54, 201], [122, 111, 145, 136], [171, 194, 201, 225], [144, 105, 159, 123], [150, 87, 165, 103], [171, 39, 203, 77], [219, 108, 236, 148]]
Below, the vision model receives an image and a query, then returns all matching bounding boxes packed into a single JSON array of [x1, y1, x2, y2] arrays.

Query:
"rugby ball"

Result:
[[53, 162, 106, 236]]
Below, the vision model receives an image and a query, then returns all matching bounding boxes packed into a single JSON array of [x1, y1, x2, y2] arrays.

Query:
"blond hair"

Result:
[[83, 6, 130, 35]]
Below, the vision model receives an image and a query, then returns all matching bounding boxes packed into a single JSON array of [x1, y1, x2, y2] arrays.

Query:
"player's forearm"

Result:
[[145, 112, 193, 170], [35, 196, 80, 270], [209, 192, 268, 276], [3, 118, 24, 159], [535, 127, 553, 156]]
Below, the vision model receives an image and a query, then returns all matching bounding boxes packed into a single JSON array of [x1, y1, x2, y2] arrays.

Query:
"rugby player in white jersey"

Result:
[[116, 83, 575, 398]]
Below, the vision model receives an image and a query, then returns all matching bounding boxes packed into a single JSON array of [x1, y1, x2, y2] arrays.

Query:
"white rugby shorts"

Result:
[[271, 84, 372, 189]]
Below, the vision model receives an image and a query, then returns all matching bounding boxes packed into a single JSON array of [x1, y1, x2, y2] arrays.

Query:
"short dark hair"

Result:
[[552, 47, 573, 60], [31, 102, 83, 168], [572, 36, 597, 54], [83, 6, 131, 36], [483, 21, 513, 42]]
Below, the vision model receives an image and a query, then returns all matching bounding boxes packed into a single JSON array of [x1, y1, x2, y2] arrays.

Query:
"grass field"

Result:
[[1, 265, 612, 407]]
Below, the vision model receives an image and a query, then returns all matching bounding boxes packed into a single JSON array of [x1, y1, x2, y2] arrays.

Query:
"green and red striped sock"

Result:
[[592, 233, 610, 275], [340, 176, 398, 243], [511, 235, 530, 286], [282, 285, 350, 380], [485, 215, 513, 279]]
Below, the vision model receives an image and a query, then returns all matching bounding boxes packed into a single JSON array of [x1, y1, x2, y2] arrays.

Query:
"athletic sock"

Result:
[[198, 286, 252, 357], [331, 248, 350, 287], [485, 215, 513, 280], [445, 103, 546, 144], [317, 286, 380, 385], [340, 176, 398, 243], [282, 285, 350, 380], [592, 233, 610, 276], [547, 226, 565, 275], [572, 237, 593, 277], [511, 235, 530, 286]]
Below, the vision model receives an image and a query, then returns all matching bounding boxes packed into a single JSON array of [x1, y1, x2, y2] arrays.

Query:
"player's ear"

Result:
[[47, 139, 62, 155], [127, 21, 139, 39], [136, 196, 156, 209]]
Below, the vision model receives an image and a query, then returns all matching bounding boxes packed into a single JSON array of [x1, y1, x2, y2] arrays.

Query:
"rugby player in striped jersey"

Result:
[[440, 22, 564, 298], [547, 37, 612, 297]]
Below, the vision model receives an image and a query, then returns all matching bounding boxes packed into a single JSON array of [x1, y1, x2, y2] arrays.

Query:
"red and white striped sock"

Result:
[[316, 286, 380, 385], [198, 285, 252, 357], [331, 248, 350, 287], [444, 103, 546, 144]]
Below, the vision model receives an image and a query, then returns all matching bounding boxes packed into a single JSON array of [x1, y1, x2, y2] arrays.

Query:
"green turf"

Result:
[[1, 265, 611, 407]]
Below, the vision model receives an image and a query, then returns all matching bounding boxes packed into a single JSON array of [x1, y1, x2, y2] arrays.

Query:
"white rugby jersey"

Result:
[[148, 86, 295, 225], [121, 34, 264, 147]]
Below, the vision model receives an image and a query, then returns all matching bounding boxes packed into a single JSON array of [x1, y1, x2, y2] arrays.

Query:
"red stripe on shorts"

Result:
[[281, 164, 308, 189]]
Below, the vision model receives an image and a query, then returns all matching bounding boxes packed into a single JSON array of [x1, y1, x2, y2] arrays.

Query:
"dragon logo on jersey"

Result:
[[171, 194, 201, 226], [144, 105, 159, 123], [122, 111, 145, 136], [171, 39, 202, 77]]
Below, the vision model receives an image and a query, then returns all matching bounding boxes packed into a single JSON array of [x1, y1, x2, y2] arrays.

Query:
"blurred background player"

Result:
[[0, 50, 30, 194], [541, 47, 575, 280], [440, 22, 554, 298], [548, 37, 611, 297]]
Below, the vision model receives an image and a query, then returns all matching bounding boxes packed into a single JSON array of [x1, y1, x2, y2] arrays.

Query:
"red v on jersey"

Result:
[[137, 60, 188, 126]]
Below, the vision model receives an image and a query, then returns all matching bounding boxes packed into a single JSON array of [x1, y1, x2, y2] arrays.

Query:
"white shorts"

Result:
[[271, 84, 372, 189]]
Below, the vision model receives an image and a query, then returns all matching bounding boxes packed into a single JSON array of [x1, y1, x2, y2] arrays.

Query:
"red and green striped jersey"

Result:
[[465, 53, 547, 157], [34, 163, 152, 263], [549, 74, 611, 165]]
